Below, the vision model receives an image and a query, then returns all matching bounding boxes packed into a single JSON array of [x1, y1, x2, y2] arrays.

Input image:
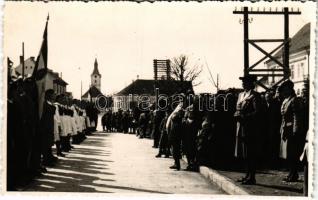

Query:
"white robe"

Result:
[[53, 103, 61, 142]]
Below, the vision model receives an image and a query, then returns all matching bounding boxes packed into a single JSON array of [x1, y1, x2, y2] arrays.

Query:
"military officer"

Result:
[[279, 80, 305, 182], [234, 75, 261, 185]]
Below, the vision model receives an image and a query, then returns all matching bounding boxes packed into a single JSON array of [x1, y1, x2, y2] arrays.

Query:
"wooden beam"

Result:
[[248, 41, 285, 70], [249, 69, 284, 72], [233, 11, 301, 15], [249, 39, 285, 43], [249, 41, 284, 68], [250, 74, 284, 77]]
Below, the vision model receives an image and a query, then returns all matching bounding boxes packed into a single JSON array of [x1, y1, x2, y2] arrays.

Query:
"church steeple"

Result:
[[91, 58, 101, 91], [92, 58, 101, 77]]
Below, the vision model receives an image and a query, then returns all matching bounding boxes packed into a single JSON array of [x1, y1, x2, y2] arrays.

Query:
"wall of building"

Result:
[[266, 50, 309, 96], [15, 57, 36, 76]]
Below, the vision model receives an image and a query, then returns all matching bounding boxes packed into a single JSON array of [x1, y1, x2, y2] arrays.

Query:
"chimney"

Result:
[[30, 56, 35, 62], [137, 75, 139, 80]]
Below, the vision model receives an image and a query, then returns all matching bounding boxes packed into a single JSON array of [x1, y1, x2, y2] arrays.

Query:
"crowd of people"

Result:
[[7, 73, 100, 190], [101, 75, 308, 193], [8, 68, 309, 194]]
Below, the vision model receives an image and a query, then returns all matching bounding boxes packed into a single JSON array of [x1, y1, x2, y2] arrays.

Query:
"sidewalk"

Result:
[[198, 165, 304, 196]]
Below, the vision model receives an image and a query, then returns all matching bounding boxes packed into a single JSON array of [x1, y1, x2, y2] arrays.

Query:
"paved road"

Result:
[[26, 132, 224, 194]]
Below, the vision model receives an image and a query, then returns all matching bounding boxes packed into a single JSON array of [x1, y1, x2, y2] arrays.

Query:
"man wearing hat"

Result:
[[279, 79, 305, 182], [234, 75, 261, 185]]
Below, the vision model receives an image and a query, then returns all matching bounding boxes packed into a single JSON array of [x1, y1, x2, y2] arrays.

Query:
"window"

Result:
[[290, 65, 294, 79], [271, 66, 276, 84], [95, 80, 97, 84], [53, 83, 57, 93], [300, 62, 304, 79], [95, 75, 97, 78]]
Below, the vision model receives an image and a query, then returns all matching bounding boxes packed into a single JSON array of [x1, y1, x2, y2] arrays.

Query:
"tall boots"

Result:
[[55, 141, 65, 157], [169, 159, 180, 170], [60, 136, 70, 152]]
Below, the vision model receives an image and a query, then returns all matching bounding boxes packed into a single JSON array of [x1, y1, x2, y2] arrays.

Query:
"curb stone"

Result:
[[181, 157, 249, 195], [199, 166, 250, 195]]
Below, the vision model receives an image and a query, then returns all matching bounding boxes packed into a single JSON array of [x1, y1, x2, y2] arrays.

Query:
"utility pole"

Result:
[[81, 80, 83, 100], [233, 7, 301, 90], [216, 73, 219, 92]]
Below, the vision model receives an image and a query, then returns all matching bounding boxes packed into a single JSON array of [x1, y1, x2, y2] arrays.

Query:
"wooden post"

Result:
[[153, 59, 158, 80], [243, 7, 249, 76], [166, 60, 171, 80], [283, 7, 290, 79]]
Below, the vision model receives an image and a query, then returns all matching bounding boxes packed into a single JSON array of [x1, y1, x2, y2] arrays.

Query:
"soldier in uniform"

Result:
[[156, 111, 171, 158], [40, 89, 57, 167], [152, 108, 164, 148], [182, 95, 203, 171], [279, 80, 305, 182], [234, 75, 261, 185], [264, 88, 282, 167], [167, 95, 185, 170]]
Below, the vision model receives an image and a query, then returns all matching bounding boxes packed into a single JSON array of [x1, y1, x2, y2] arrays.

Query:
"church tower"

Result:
[[91, 58, 101, 91]]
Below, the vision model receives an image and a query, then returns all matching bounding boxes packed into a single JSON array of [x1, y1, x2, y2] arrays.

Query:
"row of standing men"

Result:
[[101, 76, 308, 193], [7, 75, 99, 190]]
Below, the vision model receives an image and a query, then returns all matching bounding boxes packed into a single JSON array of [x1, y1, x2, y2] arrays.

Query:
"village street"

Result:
[[25, 132, 224, 194]]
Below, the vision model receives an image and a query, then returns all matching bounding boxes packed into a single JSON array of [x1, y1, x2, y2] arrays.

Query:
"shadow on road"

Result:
[[25, 134, 169, 194]]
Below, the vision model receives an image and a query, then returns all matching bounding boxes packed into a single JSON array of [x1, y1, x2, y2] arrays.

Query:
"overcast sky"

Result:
[[3, 1, 316, 99]]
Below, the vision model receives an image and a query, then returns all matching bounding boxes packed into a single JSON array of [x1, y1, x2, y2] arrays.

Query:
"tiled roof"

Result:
[[274, 23, 310, 58], [116, 79, 193, 96], [53, 77, 68, 86], [82, 85, 102, 98]]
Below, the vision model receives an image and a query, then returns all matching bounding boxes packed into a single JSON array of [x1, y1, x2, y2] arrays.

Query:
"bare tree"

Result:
[[170, 54, 202, 85]]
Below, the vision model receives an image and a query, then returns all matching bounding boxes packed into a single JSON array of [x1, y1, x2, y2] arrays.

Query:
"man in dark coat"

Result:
[[152, 109, 164, 148], [264, 88, 282, 167], [40, 89, 57, 166], [156, 111, 171, 158], [122, 111, 129, 133], [106, 110, 112, 132], [234, 75, 261, 185], [101, 112, 107, 131], [182, 95, 203, 171], [167, 98, 185, 171]]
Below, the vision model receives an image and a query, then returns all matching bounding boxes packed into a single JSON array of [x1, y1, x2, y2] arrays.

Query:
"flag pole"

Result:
[[81, 80, 83, 100], [22, 42, 25, 78], [7, 57, 11, 69]]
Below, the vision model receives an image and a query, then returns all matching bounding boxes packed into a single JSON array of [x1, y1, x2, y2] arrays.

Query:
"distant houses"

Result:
[[113, 79, 193, 112], [14, 56, 69, 96]]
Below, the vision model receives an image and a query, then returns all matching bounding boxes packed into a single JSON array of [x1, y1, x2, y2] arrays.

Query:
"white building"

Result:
[[14, 56, 68, 95], [265, 23, 310, 96]]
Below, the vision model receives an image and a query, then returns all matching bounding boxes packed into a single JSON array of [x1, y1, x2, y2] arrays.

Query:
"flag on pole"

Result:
[[7, 57, 16, 81], [35, 14, 49, 119], [7, 57, 13, 69], [33, 15, 49, 80]]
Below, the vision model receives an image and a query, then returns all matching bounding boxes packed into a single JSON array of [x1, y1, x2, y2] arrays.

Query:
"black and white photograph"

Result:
[[3, 1, 316, 197]]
